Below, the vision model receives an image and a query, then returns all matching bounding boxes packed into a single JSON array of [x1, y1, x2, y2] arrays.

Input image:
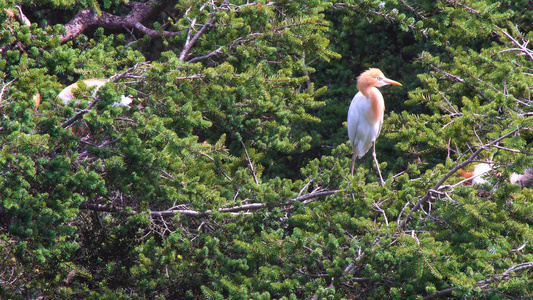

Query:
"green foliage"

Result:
[[2, 0, 533, 299]]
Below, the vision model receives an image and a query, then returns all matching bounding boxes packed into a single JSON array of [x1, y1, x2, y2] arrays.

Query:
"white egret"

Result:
[[347, 68, 402, 185]]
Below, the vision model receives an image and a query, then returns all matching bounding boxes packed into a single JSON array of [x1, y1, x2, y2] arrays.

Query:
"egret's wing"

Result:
[[347, 92, 383, 158], [347, 93, 363, 147]]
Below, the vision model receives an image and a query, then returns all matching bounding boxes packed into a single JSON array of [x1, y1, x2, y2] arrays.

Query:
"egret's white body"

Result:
[[347, 68, 402, 185], [348, 87, 384, 158], [58, 78, 132, 107], [472, 163, 492, 185], [510, 168, 533, 188], [58, 79, 108, 104]]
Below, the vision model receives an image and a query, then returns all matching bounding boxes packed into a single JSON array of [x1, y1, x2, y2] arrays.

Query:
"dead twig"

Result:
[[241, 140, 259, 185]]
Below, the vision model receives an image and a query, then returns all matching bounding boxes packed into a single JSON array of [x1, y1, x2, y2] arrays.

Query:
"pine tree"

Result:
[[1, 0, 533, 299]]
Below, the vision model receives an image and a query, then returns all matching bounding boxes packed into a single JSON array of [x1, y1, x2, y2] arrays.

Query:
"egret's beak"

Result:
[[383, 78, 403, 86]]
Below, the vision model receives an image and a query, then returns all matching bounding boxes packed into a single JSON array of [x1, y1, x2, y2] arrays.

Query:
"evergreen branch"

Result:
[[428, 63, 493, 100], [444, 0, 480, 15], [424, 262, 533, 300], [186, 31, 266, 63], [398, 128, 520, 230], [273, 22, 327, 33], [427, 63, 465, 83], [371, 10, 427, 38], [433, 87, 459, 115], [108, 61, 152, 83], [397, 0, 427, 20]]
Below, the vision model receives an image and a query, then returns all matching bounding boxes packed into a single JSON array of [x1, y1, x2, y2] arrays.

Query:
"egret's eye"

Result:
[[376, 76, 384, 81]]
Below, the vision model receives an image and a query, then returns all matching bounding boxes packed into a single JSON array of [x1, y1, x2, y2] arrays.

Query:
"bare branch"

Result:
[[0, 77, 17, 104], [179, 16, 215, 62], [241, 140, 259, 185], [187, 46, 224, 64], [60, 0, 175, 43], [495, 25, 533, 62], [80, 188, 341, 218], [14, 6, 31, 27]]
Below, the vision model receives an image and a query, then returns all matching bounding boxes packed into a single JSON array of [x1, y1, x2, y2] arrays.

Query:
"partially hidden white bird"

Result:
[[347, 68, 402, 185], [57, 78, 132, 107], [510, 167, 533, 188], [457, 163, 493, 185], [57, 78, 108, 104]]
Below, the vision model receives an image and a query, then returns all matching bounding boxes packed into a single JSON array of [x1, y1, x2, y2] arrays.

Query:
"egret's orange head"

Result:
[[357, 68, 402, 92]]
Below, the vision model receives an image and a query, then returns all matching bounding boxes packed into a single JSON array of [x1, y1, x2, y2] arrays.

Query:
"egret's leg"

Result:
[[351, 152, 356, 176], [372, 141, 385, 186]]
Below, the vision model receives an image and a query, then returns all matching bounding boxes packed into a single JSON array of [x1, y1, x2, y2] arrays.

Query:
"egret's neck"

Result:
[[360, 86, 385, 122]]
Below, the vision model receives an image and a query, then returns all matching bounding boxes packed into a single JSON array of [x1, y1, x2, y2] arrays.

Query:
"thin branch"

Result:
[[14, 6, 31, 27], [428, 63, 465, 83], [200, 152, 232, 181], [373, 202, 389, 226], [179, 16, 215, 62], [0, 77, 17, 104], [241, 140, 259, 185], [511, 242, 528, 252], [187, 46, 224, 64], [492, 144, 533, 155], [495, 25, 533, 62], [296, 268, 330, 278]]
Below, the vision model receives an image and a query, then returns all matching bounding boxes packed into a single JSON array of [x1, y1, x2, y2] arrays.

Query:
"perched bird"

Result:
[[33, 93, 41, 111], [457, 163, 492, 185], [58, 78, 132, 107], [113, 95, 133, 107], [57, 78, 132, 137], [57, 78, 107, 104], [347, 68, 402, 185], [457, 169, 474, 185], [510, 168, 533, 188]]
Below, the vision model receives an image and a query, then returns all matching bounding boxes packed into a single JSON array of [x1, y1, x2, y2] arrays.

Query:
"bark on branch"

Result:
[[79, 188, 341, 218], [60, 0, 175, 43]]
